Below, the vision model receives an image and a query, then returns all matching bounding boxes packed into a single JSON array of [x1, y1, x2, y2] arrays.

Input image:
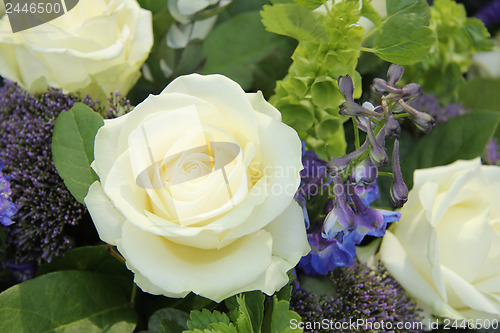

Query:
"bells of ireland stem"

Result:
[[322, 175, 356, 240], [390, 139, 408, 208]]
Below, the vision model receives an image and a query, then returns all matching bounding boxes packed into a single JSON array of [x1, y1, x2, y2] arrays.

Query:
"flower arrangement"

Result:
[[0, 0, 499, 332]]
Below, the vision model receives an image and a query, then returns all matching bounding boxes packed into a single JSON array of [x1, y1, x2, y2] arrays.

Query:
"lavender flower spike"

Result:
[[390, 139, 408, 208]]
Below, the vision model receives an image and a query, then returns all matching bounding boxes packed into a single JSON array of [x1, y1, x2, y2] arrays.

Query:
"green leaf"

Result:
[[459, 78, 500, 113], [234, 292, 265, 333], [36, 245, 133, 294], [51, 103, 104, 203], [187, 309, 231, 330], [203, 11, 291, 90], [148, 308, 189, 333], [369, 0, 434, 65], [402, 112, 500, 189], [261, 4, 328, 42], [0, 270, 137, 332], [262, 296, 302, 333]]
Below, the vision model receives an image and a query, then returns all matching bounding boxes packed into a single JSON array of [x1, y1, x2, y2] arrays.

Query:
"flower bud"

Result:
[[339, 101, 382, 118], [401, 83, 422, 100], [366, 124, 388, 167], [390, 140, 408, 208], [352, 158, 378, 185], [326, 143, 368, 176], [338, 75, 354, 102], [398, 99, 436, 133], [385, 114, 401, 138], [387, 64, 404, 86]]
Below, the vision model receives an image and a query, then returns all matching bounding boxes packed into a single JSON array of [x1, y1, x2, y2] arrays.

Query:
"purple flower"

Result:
[[0, 165, 17, 226], [291, 261, 423, 333], [475, 0, 500, 27], [483, 138, 500, 165], [0, 80, 130, 264], [299, 231, 363, 276]]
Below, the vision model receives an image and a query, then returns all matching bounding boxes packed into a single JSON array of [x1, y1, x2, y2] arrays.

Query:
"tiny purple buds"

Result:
[[385, 115, 401, 138], [390, 140, 408, 208], [387, 64, 404, 86], [338, 75, 354, 102]]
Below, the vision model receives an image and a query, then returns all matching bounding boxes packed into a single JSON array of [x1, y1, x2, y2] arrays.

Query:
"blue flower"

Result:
[[0, 164, 17, 227], [298, 231, 363, 276]]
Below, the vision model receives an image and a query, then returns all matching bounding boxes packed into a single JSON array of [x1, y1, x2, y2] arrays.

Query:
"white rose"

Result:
[[84, 74, 310, 302], [0, 0, 153, 96], [379, 158, 500, 320]]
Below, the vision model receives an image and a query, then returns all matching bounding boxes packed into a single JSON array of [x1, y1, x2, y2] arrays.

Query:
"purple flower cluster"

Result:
[[291, 261, 423, 333], [0, 164, 17, 227], [297, 151, 400, 276], [0, 81, 129, 264]]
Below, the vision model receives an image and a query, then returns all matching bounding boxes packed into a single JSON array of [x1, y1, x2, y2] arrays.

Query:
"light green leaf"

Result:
[[261, 4, 328, 42], [51, 103, 104, 203], [368, 0, 434, 65], [0, 270, 137, 332], [203, 11, 291, 90], [402, 112, 500, 189]]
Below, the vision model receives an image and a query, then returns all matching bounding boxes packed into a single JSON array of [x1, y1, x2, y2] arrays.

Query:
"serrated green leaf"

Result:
[[51, 103, 104, 203], [187, 309, 231, 331], [402, 112, 500, 189], [148, 308, 189, 333], [369, 0, 434, 65], [203, 11, 291, 90], [0, 270, 137, 332], [261, 4, 328, 42]]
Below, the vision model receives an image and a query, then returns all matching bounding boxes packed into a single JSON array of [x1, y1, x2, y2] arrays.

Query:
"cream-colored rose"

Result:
[[379, 158, 500, 320], [0, 0, 152, 97], [84, 74, 310, 302]]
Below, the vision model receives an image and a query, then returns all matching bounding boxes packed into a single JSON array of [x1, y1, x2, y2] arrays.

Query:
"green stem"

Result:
[[393, 113, 410, 119], [378, 171, 394, 179], [129, 283, 138, 307], [352, 118, 360, 149]]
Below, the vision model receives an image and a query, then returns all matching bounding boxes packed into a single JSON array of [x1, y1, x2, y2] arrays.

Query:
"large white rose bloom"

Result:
[[84, 74, 310, 302], [379, 158, 500, 320], [0, 0, 153, 96]]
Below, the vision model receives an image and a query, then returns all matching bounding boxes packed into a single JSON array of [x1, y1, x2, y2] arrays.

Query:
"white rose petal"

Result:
[[85, 74, 310, 301], [0, 0, 153, 97], [379, 158, 500, 320]]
